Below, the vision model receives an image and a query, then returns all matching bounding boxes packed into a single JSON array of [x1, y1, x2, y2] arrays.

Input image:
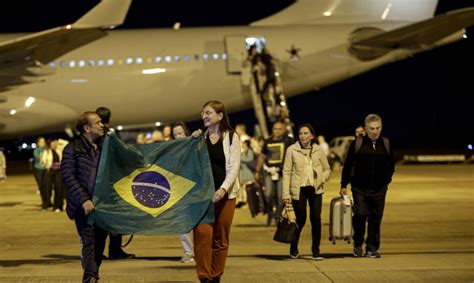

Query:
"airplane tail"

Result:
[[74, 0, 132, 29], [250, 0, 439, 26]]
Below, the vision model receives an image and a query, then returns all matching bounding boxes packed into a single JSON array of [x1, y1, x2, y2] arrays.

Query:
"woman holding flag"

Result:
[[192, 101, 241, 283]]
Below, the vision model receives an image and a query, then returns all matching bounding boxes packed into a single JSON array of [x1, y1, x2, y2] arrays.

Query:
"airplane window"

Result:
[[89, 60, 95, 67], [126, 58, 133, 64], [203, 54, 209, 61], [79, 60, 86, 68], [174, 56, 180, 62], [222, 53, 227, 60], [155, 56, 162, 63], [69, 61, 76, 68], [194, 55, 200, 61], [60, 60, 65, 68], [213, 53, 219, 60], [136, 57, 143, 64], [50, 61, 56, 68], [107, 59, 114, 66], [184, 55, 190, 61], [98, 59, 105, 66], [165, 56, 171, 63]]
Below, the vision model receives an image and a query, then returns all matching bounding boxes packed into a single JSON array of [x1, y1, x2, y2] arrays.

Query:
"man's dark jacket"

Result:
[[61, 135, 101, 219], [341, 135, 395, 191]]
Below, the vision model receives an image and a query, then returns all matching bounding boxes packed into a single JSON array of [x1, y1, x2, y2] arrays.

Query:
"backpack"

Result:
[[228, 131, 234, 147], [354, 136, 390, 154]]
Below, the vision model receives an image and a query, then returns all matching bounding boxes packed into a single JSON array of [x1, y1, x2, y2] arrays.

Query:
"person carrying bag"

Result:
[[273, 203, 298, 243]]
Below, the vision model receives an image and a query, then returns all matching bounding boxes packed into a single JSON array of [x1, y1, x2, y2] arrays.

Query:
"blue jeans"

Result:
[[264, 174, 283, 222]]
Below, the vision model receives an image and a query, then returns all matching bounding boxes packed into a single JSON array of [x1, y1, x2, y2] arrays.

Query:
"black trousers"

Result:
[[352, 187, 387, 252], [35, 169, 52, 209], [46, 169, 65, 210], [34, 168, 50, 208], [291, 187, 322, 256], [108, 233, 124, 256], [74, 211, 108, 283], [33, 168, 46, 190]]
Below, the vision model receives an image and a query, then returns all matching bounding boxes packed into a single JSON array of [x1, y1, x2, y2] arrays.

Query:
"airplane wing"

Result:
[[0, 0, 132, 92], [350, 7, 474, 60]]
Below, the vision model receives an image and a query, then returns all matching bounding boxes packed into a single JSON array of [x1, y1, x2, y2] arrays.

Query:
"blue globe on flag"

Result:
[[131, 171, 171, 208]]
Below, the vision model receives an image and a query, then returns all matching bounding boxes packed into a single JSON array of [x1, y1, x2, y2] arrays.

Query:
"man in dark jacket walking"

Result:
[[340, 114, 394, 259], [61, 111, 108, 283]]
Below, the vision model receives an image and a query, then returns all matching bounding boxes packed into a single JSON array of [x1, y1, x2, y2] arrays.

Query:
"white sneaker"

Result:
[[311, 255, 323, 261], [180, 254, 194, 263]]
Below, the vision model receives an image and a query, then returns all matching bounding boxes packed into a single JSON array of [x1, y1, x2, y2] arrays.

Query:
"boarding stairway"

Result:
[[241, 60, 294, 139]]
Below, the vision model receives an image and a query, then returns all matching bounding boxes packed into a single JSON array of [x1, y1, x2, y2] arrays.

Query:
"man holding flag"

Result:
[[61, 111, 107, 283]]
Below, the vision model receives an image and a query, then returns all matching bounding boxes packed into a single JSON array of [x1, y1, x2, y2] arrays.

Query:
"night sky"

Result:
[[0, 0, 473, 157]]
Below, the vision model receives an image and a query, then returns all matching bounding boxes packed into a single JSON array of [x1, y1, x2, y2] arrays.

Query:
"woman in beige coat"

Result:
[[282, 123, 331, 260]]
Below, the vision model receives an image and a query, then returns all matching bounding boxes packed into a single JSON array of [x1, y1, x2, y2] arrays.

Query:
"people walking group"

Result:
[[50, 102, 394, 283]]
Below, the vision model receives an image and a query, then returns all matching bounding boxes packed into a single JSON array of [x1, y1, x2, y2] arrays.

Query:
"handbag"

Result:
[[273, 204, 299, 243]]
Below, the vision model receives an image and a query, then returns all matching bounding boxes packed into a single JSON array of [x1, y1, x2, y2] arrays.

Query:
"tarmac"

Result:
[[0, 164, 473, 282]]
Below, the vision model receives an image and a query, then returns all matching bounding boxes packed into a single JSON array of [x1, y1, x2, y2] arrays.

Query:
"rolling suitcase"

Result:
[[246, 182, 260, 217], [245, 182, 267, 217], [329, 196, 352, 244]]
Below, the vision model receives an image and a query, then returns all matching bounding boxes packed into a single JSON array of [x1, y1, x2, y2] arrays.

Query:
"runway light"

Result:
[[71, 79, 88, 83], [117, 125, 123, 131], [142, 68, 166, 75], [10, 109, 16, 115], [64, 24, 72, 30], [463, 34, 468, 39], [25, 97, 35, 107], [22, 143, 27, 149], [468, 144, 473, 150], [31, 143, 37, 149], [155, 121, 161, 127]]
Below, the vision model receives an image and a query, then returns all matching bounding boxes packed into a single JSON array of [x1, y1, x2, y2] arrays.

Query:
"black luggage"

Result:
[[245, 182, 267, 217]]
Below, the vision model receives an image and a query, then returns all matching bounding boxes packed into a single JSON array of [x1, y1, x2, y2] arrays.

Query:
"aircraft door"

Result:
[[225, 35, 247, 74]]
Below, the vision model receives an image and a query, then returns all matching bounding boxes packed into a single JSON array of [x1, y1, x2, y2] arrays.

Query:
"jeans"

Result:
[[264, 174, 283, 222]]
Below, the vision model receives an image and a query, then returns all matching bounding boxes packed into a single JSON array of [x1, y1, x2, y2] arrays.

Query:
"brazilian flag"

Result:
[[88, 134, 215, 235]]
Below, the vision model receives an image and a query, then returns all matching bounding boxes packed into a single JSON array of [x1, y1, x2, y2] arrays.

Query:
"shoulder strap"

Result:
[[355, 137, 363, 154], [228, 131, 234, 147], [382, 137, 390, 154], [73, 137, 85, 154], [355, 136, 389, 154]]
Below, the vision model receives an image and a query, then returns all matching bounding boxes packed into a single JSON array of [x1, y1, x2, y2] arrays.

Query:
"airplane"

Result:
[[0, 0, 473, 138]]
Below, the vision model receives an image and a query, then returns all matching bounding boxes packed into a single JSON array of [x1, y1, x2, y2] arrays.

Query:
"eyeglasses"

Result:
[[201, 111, 215, 117]]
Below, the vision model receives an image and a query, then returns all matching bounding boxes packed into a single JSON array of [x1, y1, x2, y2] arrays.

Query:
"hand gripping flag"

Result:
[[88, 134, 215, 235]]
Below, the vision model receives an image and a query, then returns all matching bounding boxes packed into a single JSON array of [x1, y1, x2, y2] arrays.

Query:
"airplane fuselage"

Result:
[[0, 22, 452, 135]]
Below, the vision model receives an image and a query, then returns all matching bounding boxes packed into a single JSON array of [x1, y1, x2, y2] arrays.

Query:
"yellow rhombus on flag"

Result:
[[113, 164, 196, 217]]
